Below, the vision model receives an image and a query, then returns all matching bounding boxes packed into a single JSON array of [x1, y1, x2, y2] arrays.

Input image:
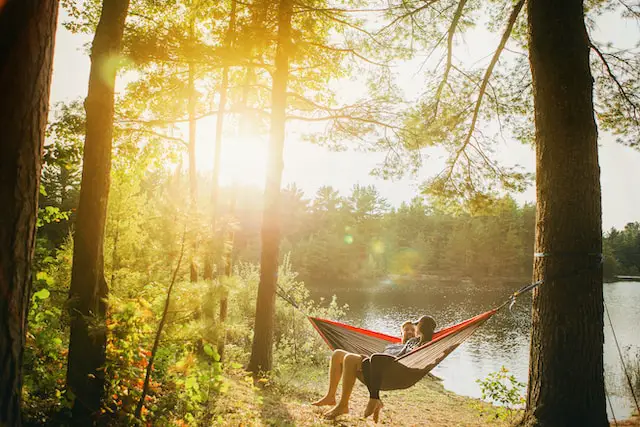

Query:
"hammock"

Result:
[[307, 310, 496, 391], [275, 278, 543, 391], [275, 256, 606, 393]]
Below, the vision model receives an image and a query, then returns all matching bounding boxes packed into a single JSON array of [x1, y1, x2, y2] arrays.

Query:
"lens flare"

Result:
[[371, 240, 385, 254], [388, 248, 420, 276], [99, 54, 130, 87]]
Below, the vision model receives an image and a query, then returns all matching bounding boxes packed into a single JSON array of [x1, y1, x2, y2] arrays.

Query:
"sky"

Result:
[[49, 7, 640, 230]]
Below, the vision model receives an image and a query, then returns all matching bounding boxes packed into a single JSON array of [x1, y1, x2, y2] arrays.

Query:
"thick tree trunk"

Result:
[[522, 1, 606, 425], [66, 0, 129, 423], [0, 2, 58, 425], [248, 0, 293, 374]]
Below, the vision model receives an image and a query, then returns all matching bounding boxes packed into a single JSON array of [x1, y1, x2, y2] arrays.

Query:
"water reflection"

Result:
[[310, 281, 640, 420]]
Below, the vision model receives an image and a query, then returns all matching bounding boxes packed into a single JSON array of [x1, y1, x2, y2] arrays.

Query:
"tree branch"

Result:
[[292, 1, 404, 15], [119, 127, 188, 147], [377, 0, 440, 34], [590, 42, 640, 125], [116, 106, 268, 126], [313, 9, 388, 48], [433, 0, 467, 119], [617, 0, 640, 20], [304, 42, 390, 67], [444, 0, 524, 183]]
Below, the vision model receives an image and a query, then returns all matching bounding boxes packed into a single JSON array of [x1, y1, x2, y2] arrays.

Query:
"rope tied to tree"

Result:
[[496, 251, 604, 312]]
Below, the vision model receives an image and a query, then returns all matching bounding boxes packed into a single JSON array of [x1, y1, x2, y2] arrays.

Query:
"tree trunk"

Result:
[[522, 1, 606, 425], [217, 188, 237, 360], [0, 2, 58, 425], [135, 231, 186, 419], [204, 0, 236, 281], [248, 0, 293, 374], [66, 0, 130, 423], [188, 58, 199, 282]]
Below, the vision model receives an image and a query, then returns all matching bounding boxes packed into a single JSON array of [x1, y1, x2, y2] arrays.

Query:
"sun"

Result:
[[192, 115, 268, 188]]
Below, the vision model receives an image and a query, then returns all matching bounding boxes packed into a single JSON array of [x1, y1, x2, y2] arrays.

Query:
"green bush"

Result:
[[475, 366, 525, 422], [23, 233, 344, 425], [23, 240, 73, 424]]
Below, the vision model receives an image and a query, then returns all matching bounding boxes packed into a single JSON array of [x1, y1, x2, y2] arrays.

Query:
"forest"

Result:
[[39, 143, 640, 287], [2, 0, 640, 426]]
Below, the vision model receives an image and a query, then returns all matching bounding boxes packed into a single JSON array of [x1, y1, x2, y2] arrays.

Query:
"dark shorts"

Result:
[[361, 356, 371, 387]]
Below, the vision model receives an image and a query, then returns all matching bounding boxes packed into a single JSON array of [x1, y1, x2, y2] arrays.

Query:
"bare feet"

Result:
[[364, 398, 383, 422], [323, 404, 349, 419], [311, 396, 336, 406]]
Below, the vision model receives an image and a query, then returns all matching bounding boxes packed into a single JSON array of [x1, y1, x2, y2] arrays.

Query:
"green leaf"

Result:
[[36, 271, 55, 286], [203, 344, 214, 357], [33, 288, 50, 300], [185, 376, 197, 390]]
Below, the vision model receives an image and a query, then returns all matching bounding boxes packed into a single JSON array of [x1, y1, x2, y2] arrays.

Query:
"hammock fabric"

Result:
[[308, 310, 496, 391]]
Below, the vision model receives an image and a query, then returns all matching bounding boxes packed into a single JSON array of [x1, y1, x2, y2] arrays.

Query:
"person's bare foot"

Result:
[[311, 396, 336, 406], [364, 398, 383, 421], [323, 404, 349, 419]]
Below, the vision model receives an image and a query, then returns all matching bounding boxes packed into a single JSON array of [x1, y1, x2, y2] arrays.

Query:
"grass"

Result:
[[205, 364, 516, 426], [202, 363, 640, 426]]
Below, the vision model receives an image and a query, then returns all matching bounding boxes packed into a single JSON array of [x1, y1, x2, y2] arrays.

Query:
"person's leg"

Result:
[[324, 354, 363, 418], [364, 354, 395, 420], [312, 349, 347, 406]]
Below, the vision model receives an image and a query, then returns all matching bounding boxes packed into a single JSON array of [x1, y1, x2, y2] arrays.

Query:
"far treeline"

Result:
[[38, 147, 639, 285]]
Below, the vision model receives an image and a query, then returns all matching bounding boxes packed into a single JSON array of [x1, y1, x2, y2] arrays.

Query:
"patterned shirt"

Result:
[[383, 336, 421, 358]]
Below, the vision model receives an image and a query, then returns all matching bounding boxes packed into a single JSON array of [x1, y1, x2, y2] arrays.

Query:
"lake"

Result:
[[310, 280, 640, 420]]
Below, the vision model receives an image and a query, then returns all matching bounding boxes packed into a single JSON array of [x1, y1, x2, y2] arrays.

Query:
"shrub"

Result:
[[475, 366, 525, 422]]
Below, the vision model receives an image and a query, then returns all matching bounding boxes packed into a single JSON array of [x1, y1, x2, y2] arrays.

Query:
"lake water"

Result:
[[311, 280, 640, 420]]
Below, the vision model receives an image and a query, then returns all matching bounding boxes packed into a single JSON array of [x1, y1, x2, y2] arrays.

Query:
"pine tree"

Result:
[[0, 2, 59, 424]]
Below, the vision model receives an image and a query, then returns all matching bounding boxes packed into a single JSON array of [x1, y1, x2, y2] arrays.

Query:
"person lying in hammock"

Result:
[[312, 315, 436, 421], [310, 320, 416, 416], [362, 315, 436, 421]]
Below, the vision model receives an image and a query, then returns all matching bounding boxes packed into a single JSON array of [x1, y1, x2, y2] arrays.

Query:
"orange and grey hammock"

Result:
[[308, 310, 495, 390], [278, 280, 542, 391]]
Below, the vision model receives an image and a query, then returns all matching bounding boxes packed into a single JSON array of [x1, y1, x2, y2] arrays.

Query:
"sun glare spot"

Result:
[[388, 248, 420, 276], [371, 240, 385, 254], [100, 54, 129, 86], [194, 117, 268, 187]]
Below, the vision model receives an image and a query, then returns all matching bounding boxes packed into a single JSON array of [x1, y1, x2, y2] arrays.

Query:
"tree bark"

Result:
[[522, 0, 606, 425], [0, 2, 58, 425], [66, 0, 130, 423], [248, 0, 293, 374]]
